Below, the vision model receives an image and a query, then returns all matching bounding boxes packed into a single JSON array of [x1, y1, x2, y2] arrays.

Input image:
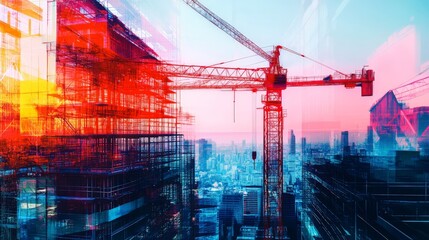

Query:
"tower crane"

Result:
[[142, 0, 375, 238], [142, 60, 373, 238]]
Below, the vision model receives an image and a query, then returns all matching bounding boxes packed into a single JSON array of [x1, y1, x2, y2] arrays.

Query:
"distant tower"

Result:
[[367, 126, 374, 153], [198, 139, 212, 171], [219, 193, 244, 239], [289, 130, 296, 155], [244, 187, 261, 217], [301, 137, 307, 154], [341, 131, 350, 156], [341, 131, 349, 148]]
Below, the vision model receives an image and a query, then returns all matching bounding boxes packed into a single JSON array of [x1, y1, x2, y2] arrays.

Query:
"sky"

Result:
[[169, 0, 429, 144], [21, 0, 429, 145]]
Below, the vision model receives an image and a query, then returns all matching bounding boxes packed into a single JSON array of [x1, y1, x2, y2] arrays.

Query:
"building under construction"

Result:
[[1, 0, 195, 239], [370, 90, 429, 155]]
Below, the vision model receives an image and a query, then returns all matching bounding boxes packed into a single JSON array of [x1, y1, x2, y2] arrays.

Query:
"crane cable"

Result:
[[206, 45, 347, 77], [209, 46, 273, 67], [395, 66, 429, 89], [279, 46, 348, 77], [209, 54, 261, 67], [392, 66, 429, 100]]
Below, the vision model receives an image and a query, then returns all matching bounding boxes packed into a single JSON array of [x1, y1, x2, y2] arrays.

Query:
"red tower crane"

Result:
[[142, 59, 374, 238], [144, 0, 375, 238]]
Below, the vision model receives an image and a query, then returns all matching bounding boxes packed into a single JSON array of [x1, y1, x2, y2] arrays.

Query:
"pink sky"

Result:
[[71, 1, 428, 145], [38, 0, 425, 145], [174, 1, 429, 142], [176, 1, 429, 144], [9, 1, 428, 145]]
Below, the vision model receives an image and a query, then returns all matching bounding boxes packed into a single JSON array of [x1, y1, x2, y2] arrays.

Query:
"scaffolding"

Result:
[[1, 0, 195, 239], [50, 0, 176, 136], [1, 1, 47, 237]]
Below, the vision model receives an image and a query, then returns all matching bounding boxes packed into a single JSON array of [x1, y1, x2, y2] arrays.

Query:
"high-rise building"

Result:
[[341, 131, 350, 156], [198, 139, 212, 172], [196, 197, 219, 238], [301, 137, 307, 154], [367, 126, 374, 153], [243, 187, 261, 227], [290, 130, 296, 155], [282, 191, 298, 240], [341, 131, 349, 149], [219, 193, 244, 239], [244, 190, 259, 215]]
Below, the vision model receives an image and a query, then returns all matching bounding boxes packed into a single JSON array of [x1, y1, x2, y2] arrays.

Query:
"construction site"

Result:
[[1, 0, 428, 239]]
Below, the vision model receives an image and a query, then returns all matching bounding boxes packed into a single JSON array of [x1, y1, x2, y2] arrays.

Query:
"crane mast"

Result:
[[178, 0, 374, 238]]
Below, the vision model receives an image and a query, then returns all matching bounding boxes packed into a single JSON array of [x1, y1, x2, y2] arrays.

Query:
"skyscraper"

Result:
[[244, 188, 261, 216], [198, 139, 212, 171], [302, 137, 307, 154], [219, 193, 244, 239], [341, 131, 349, 148], [341, 131, 350, 156], [367, 126, 374, 153], [290, 130, 296, 155]]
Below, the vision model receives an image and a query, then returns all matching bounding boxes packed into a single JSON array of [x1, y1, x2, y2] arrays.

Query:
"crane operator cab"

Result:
[[266, 73, 287, 90], [323, 75, 333, 81], [361, 69, 374, 96]]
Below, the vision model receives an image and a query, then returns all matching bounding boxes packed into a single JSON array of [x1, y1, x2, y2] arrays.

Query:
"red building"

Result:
[[370, 90, 429, 154]]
